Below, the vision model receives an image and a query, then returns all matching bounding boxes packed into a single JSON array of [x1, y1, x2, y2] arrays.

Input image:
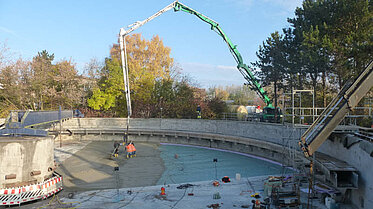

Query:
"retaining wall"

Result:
[[62, 118, 306, 145], [60, 118, 372, 209]]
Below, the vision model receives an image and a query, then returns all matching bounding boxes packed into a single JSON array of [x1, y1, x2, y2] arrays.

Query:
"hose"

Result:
[[37, 194, 81, 209]]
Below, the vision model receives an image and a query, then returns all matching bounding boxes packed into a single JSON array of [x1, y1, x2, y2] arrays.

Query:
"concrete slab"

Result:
[[55, 141, 164, 192], [14, 141, 357, 209]]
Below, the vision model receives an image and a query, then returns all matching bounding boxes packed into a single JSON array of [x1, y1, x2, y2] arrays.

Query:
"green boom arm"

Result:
[[174, 2, 273, 107]]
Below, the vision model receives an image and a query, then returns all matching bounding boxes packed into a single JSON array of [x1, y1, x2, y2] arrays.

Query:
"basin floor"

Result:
[[15, 141, 355, 209], [56, 141, 164, 192]]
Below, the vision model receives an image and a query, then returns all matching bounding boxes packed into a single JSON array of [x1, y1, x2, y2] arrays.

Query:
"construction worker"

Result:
[[125, 143, 132, 159], [113, 141, 120, 158], [129, 142, 136, 157], [114, 148, 119, 158], [196, 105, 201, 119], [251, 199, 261, 209], [123, 132, 128, 145]]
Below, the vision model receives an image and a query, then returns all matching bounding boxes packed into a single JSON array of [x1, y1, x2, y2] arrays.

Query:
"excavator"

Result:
[[118, 1, 282, 125]]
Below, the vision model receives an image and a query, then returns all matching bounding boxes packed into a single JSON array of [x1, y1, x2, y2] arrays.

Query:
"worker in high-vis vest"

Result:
[[196, 105, 201, 119], [130, 142, 136, 157], [125, 143, 132, 159], [251, 199, 261, 209]]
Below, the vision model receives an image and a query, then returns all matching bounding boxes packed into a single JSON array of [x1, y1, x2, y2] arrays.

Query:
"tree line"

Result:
[[0, 47, 83, 117], [87, 34, 227, 118], [254, 0, 372, 109], [1, 0, 371, 119], [0, 35, 228, 118]]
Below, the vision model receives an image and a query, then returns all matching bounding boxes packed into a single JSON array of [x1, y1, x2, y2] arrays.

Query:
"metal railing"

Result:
[[284, 106, 372, 125], [220, 106, 372, 125]]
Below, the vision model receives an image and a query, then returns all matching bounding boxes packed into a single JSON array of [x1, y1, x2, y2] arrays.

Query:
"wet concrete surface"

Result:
[[56, 141, 165, 192], [15, 141, 164, 208]]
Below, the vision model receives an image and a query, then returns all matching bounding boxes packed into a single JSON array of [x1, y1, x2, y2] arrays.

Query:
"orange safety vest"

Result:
[[130, 144, 136, 152], [126, 144, 132, 152], [254, 199, 261, 209]]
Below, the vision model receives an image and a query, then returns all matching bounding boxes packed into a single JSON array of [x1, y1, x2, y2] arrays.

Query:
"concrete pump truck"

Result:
[[119, 1, 282, 124]]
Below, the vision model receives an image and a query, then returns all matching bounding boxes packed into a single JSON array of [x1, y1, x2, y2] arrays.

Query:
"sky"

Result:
[[0, 0, 303, 88]]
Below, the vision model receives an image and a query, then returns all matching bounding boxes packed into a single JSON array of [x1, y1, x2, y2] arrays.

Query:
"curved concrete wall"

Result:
[[62, 118, 306, 146], [61, 118, 372, 209], [319, 135, 373, 208]]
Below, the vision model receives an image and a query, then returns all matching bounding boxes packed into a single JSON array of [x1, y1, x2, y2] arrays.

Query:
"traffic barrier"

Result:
[[0, 172, 63, 206]]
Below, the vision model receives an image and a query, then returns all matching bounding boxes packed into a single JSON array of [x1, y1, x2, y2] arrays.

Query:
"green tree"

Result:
[[289, 0, 373, 89], [302, 25, 332, 102], [88, 34, 174, 117], [87, 58, 123, 113], [254, 31, 287, 110], [30, 50, 55, 110], [207, 97, 227, 119], [255, 0, 373, 109]]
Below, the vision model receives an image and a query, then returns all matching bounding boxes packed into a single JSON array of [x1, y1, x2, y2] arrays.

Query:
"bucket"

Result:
[[325, 197, 336, 209], [236, 173, 241, 181]]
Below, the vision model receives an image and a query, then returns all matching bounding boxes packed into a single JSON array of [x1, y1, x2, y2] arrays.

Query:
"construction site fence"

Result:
[[0, 172, 63, 206]]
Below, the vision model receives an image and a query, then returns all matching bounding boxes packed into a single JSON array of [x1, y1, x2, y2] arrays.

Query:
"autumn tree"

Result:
[[0, 46, 83, 115], [88, 34, 174, 117], [207, 87, 229, 101], [0, 58, 31, 116], [52, 60, 82, 108], [207, 97, 228, 118], [29, 50, 82, 110]]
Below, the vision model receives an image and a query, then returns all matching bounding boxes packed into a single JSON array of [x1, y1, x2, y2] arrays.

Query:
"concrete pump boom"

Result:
[[119, 1, 273, 121], [173, 2, 272, 107]]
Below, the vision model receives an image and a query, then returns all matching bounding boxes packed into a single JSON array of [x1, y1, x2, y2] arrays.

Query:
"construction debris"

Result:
[[207, 203, 220, 209], [176, 183, 194, 189]]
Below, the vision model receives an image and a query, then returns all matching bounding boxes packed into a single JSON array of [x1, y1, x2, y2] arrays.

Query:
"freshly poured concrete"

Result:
[[56, 141, 164, 191], [55, 141, 289, 192]]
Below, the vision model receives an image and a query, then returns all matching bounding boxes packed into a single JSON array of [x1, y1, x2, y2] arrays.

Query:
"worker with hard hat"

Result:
[[129, 141, 136, 157], [125, 143, 133, 159]]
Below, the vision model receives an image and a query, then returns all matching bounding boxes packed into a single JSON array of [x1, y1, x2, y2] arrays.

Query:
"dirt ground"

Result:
[[56, 141, 165, 192]]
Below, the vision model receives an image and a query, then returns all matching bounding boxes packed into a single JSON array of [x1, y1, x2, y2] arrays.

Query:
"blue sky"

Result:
[[0, 0, 302, 88]]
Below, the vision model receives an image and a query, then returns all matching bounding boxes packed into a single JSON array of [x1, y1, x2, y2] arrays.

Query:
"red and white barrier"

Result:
[[0, 172, 63, 206]]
